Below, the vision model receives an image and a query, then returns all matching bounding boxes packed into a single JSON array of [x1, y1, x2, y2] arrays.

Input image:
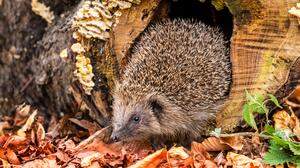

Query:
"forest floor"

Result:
[[0, 86, 299, 168]]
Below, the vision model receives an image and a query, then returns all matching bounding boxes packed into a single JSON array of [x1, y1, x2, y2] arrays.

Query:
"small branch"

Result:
[[218, 132, 272, 139], [285, 100, 300, 108]]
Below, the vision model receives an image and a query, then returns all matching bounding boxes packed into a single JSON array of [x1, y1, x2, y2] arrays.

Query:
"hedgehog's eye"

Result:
[[132, 116, 140, 123]]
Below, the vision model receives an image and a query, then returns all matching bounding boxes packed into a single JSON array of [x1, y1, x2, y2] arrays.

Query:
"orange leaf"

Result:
[[220, 136, 244, 150], [6, 148, 20, 165], [198, 137, 229, 152], [191, 141, 211, 160], [290, 112, 300, 139], [168, 146, 190, 159], [36, 122, 46, 144], [128, 148, 167, 168], [273, 110, 293, 134], [2, 135, 29, 149], [226, 152, 263, 168], [17, 110, 38, 137], [80, 151, 102, 167]]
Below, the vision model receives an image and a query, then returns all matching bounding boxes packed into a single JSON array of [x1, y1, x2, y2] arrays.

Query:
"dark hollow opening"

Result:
[[168, 0, 233, 41]]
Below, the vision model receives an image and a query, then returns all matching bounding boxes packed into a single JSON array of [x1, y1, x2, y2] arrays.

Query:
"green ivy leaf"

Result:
[[268, 94, 283, 108], [242, 104, 257, 130]]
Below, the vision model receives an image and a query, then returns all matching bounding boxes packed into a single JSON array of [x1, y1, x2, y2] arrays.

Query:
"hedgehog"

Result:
[[110, 19, 231, 145]]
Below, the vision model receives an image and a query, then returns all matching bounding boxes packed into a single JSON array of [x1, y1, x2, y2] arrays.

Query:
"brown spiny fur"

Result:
[[111, 19, 231, 144]]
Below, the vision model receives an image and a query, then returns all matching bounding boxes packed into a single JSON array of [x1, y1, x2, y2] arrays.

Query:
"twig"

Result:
[[285, 100, 300, 108], [218, 132, 272, 139]]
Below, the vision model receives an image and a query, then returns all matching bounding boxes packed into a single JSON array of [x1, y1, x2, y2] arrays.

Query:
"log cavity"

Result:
[[169, 0, 233, 41]]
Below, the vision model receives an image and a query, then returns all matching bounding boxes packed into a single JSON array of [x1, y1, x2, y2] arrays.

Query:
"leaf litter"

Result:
[[0, 86, 299, 167]]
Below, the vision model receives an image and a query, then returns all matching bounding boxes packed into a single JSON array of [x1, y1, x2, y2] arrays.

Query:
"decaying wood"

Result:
[[88, 0, 163, 124], [216, 0, 300, 131], [110, 0, 163, 71]]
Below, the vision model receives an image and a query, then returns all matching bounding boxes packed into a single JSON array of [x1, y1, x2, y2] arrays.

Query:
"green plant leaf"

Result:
[[272, 135, 290, 148], [262, 124, 275, 135], [289, 142, 300, 155], [268, 94, 283, 108], [264, 140, 293, 165], [242, 104, 257, 130]]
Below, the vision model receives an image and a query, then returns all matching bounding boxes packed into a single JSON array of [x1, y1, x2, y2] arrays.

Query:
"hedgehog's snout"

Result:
[[110, 132, 120, 142]]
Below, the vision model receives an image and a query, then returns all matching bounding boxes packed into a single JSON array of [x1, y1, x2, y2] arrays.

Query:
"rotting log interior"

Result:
[[216, 0, 300, 131]]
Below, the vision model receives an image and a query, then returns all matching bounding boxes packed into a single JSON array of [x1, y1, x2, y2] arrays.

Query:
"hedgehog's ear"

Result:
[[146, 93, 164, 118], [149, 99, 163, 117]]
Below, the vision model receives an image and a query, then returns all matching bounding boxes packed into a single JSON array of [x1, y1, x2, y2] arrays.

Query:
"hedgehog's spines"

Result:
[[111, 19, 231, 144]]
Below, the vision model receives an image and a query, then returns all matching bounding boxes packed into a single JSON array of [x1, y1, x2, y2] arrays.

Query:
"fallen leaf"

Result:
[[80, 151, 102, 167], [220, 136, 244, 151], [128, 148, 167, 168], [0, 122, 10, 135], [226, 152, 263, 168], [74, 126, 110, 152], [290, 112, 300, 139], [69, 118, 101, 135], [36, 122, 46, 144], [273, 110, 293, 135], [6, 148, 20, 165], [54, 150, 71, 163], [17, 110, 38, 137], [0, 158, 11, 168], [87, 161, 101, 168], [191, 141, 211, 160], [197, 137, 229, 152], [0, 148, 7, 161], [22, 157, 58, 168], [168, 146, 189, 159], [2, 135, 28, 149]]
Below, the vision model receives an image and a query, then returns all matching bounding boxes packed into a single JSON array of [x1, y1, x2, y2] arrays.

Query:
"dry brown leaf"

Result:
[[220, 136, 244, 151], [128, 148, 167, 168], [74, 126, 109, 152], [203, 160, 218, 168], [191, 141, 211, 160], [0, 122, 10, 135], [22, 157, 58, 168], [168, 146, 190, 160], [87, 161, 101, 168], [199, 137, 229, 152], [2, 135, 28, 149], [0, 158, 11, 168], [31, 0, 54, 24], [226, 152, 263, 168], [80, 151, 102, 167], [55, 150, 71, 163], [290, 112, 300, 139], [0, 147, 6, 160], [36, 122, 46, 144], [17, 110, 38, 137], [273, 110, 293, 135], [6, 148, 20, 165], [69, 118, 101, 135], [14, 104, 31, 126]]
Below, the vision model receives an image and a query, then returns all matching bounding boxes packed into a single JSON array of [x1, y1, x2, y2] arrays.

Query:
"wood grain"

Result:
[[217, 0, 300, 131]]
